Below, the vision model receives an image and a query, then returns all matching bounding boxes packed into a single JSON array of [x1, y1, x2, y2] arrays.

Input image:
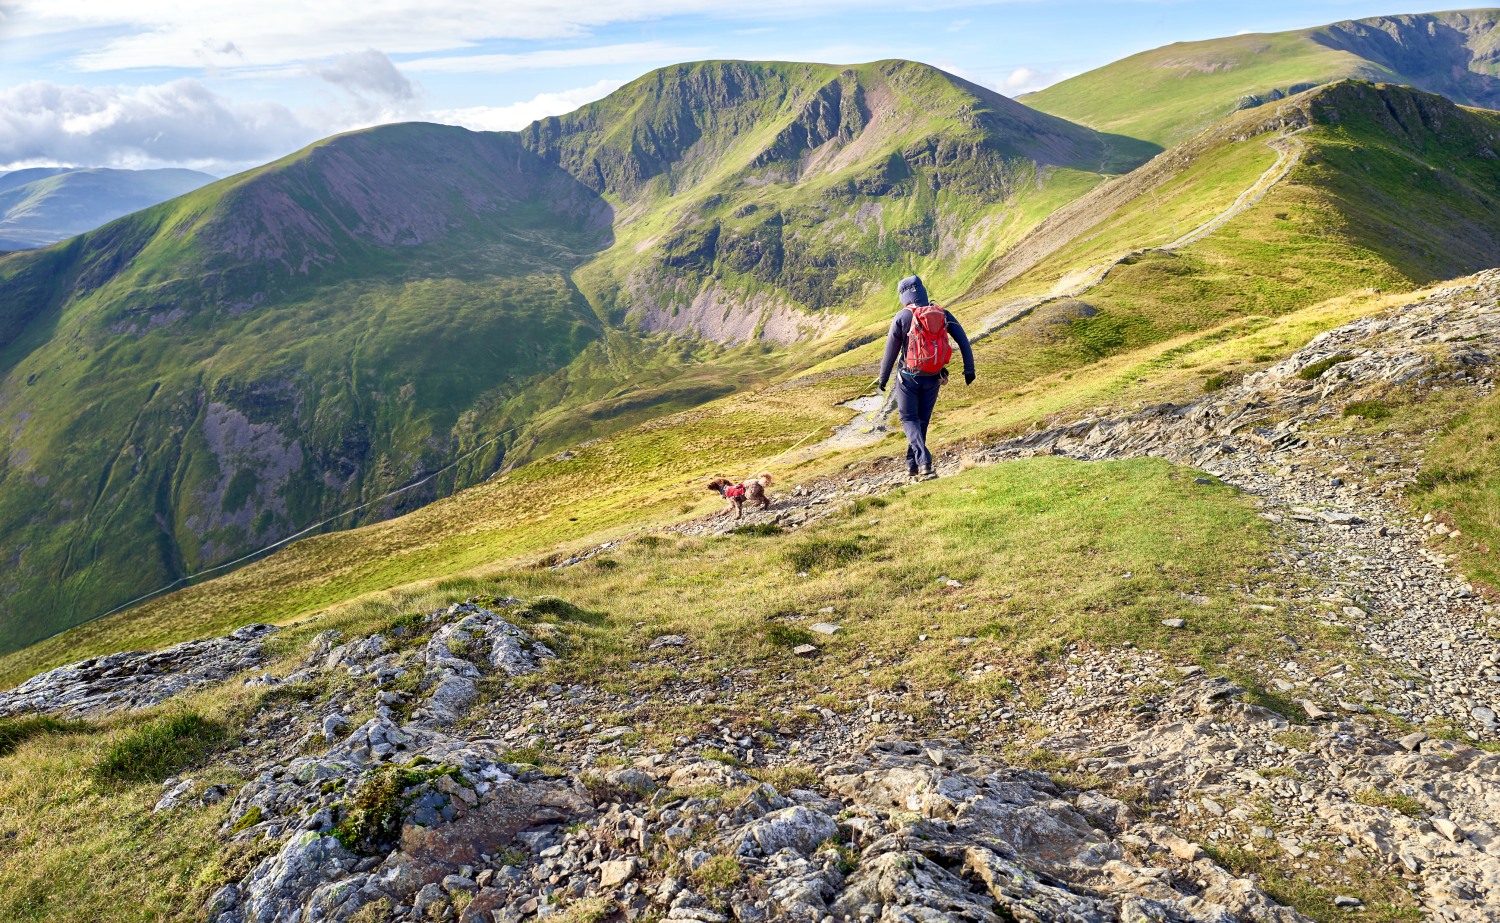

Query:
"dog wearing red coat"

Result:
[[707, 472, 774, 519]]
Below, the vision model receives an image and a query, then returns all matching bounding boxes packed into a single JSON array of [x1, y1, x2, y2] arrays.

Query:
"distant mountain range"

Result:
[[0, 167, 216, 250], [4, 9, 1500, 656]]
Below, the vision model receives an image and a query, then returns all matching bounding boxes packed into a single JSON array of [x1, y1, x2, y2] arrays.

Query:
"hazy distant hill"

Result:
[[0, 167, 216, 249]]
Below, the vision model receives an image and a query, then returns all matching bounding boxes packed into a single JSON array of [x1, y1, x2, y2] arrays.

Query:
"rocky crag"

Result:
[[4, 276, 1499, 921]]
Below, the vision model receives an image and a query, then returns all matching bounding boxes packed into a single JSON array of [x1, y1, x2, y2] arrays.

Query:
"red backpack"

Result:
[[904, 304, 952, 374]]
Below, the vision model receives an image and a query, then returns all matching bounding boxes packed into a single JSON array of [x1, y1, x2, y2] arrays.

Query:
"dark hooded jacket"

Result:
[[877, 276, 975, 389]]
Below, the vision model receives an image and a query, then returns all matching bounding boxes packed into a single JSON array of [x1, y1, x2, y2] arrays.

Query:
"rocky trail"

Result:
[[3, 276, 1499, 922]]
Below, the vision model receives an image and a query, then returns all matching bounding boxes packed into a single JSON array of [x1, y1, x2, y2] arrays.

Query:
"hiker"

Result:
[[877, 274, 975, 480]]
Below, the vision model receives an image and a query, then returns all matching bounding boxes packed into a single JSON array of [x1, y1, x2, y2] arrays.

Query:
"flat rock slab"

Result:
[[0, 623, 278, 718]]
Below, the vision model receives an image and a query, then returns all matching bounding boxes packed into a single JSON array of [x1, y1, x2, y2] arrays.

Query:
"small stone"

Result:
[[412, 883, 446, 916], [600, 857, 640, 888], [1432, 817, 1464, 842], [649, 635, 689, 650], [793, 644, 819, 657], [322, 714, 349, 743], [1397, 731, 1427, 751], [1161, 619, 1186, 629], [1167, 838, 1204, 862], [1301, 699, 1332, 720], [1193, 477, 1214, 485], [1333, 896, 1363, 908], [1176, 665, 1204, 676], [1342, 606, 1367, 619], [808, 623, 841, 636], [1473, 706, 1497, 727], [1201, 797, 1224, 817]]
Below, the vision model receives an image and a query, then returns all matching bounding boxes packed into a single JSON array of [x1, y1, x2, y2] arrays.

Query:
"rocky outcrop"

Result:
[[0, 623, 277, 718]]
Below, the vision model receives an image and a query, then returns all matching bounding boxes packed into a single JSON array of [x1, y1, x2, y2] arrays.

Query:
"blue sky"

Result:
[[0, 1, 1477, 174]]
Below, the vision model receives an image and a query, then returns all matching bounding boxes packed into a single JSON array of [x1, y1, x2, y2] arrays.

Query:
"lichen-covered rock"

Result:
[[0, 623, 276, 718], [737, 806, 838, 857]]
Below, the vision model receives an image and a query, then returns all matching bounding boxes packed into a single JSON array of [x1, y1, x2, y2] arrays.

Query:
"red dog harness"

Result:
[[723, 483, 747, 500]]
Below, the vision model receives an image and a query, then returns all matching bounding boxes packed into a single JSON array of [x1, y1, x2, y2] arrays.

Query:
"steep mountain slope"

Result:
[[0, 123, 614, 655], [526, 60, 1154, 339], [0, 60, 1130, 655], [1023, 8, 1500, 147], [0, 167, 215, 250], [981, 80, 1500, 321]]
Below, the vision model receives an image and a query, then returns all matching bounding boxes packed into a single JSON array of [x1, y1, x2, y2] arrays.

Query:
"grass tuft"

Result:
[[1355, 787, 1427, 818], [785, 537, 867, 572], [1343, 399, 1392, 419], [0, 715, 86, 758], [1299, 353, 1355, 380], [94, 712, 224, 784], [730, 523, 783, 537], [765, 623, 816, 648]]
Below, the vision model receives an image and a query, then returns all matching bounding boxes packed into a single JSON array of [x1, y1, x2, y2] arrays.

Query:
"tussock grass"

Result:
[[0, 715, 87, 758], [95, 712, 225, 784], [1406, 391, 1500, 591], [0, 684, 272, 921]]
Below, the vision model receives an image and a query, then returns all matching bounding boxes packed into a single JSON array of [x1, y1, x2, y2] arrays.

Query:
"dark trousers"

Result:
[[895, 373, 942, 470]]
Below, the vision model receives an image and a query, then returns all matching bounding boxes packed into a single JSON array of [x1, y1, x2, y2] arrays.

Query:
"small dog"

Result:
[[707, 472, 774, 519]]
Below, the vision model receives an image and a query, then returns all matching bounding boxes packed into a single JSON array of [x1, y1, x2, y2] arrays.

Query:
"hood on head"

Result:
[[897, 275, 929, 307]]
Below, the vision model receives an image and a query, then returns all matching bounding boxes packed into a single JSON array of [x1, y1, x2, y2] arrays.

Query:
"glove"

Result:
[[964, 371, 976, 386], [876, 379, 887, 393]]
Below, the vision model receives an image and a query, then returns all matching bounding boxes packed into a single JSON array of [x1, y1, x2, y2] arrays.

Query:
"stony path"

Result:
[[974, 273, 1500, 739]]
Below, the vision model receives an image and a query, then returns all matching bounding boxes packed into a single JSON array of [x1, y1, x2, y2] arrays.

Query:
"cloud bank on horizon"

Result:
[[0, 0, 1471, 175]]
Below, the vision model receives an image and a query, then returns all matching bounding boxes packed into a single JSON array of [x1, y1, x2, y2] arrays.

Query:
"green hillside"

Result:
[[0, 167, 216, 250], [1023, 8, 1500, 147], [0, 60, 1131, 655], [8, 80, 1498, 688]]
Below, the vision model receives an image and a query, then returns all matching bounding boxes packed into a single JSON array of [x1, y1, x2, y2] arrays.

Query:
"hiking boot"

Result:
[[921, 465, 937, 480], [907, 462, 919, 478]]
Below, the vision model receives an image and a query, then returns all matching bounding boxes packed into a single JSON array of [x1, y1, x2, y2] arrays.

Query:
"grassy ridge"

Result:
[[1022, 9, 1500, 147]]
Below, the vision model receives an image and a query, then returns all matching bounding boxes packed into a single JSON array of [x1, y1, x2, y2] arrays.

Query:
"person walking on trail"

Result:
[[877, 274, 975, 481]]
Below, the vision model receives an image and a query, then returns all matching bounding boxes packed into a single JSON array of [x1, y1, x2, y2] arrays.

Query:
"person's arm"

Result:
[[877, 311, 909, 390], [946, 311, 976, 382]]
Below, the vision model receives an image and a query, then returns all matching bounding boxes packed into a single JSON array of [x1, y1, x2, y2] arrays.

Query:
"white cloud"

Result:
[[316, 49, 416, 102], [10, 0, 980, 72], [0, 79, 323, 173], [0, 72, 631, 174], [405, 42, 706, 74], [428, 79, 625, 131], [997, 66, 1063, 95]]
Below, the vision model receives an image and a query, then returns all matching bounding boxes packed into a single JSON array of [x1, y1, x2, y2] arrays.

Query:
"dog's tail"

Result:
[[756, 472, 774, 486]]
